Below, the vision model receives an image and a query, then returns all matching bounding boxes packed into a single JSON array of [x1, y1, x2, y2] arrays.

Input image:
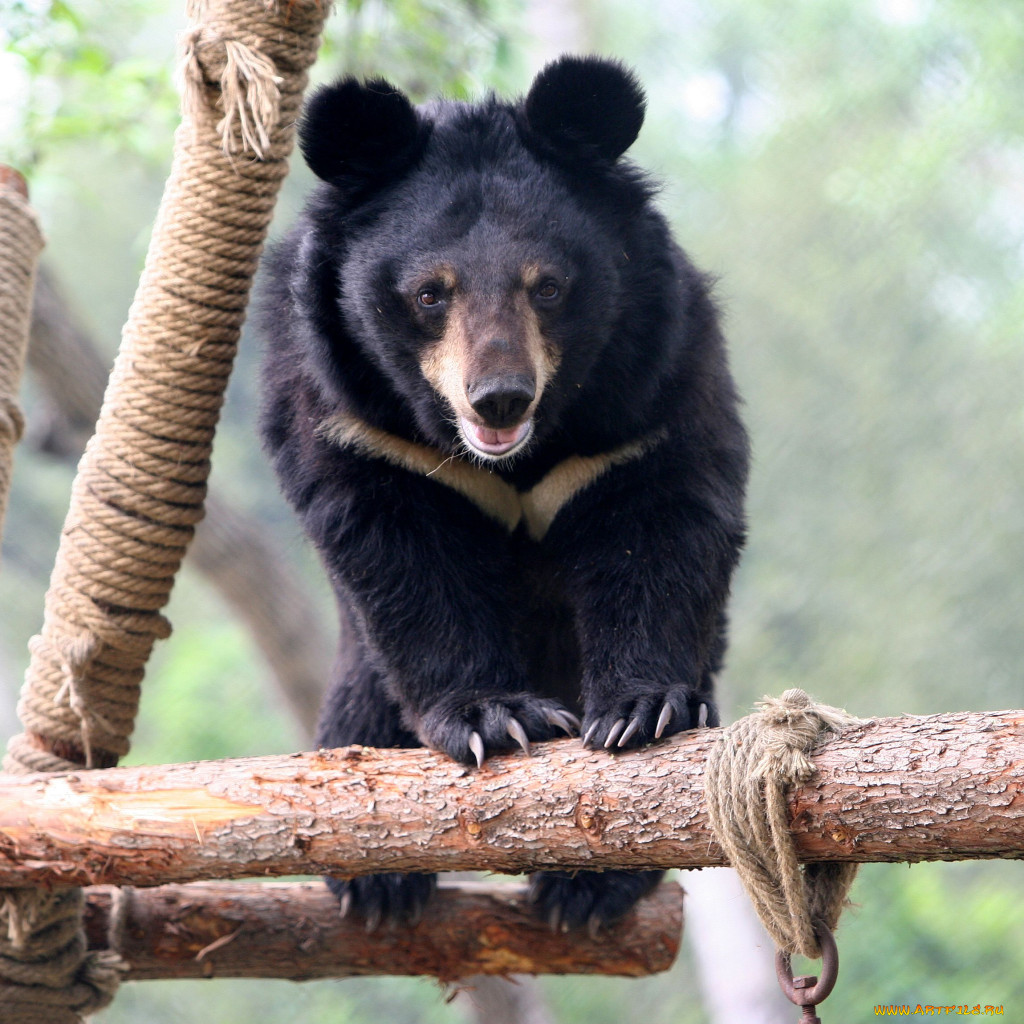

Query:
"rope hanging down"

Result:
[[704, 688, 863, 959], [0, 2, 328, 1020]]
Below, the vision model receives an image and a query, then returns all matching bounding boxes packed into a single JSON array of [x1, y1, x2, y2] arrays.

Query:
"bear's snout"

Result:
[[466, 372, 536, 429]]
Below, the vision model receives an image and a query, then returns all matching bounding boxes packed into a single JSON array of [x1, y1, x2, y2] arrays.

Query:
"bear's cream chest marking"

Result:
[[319, 411, 663, 541]]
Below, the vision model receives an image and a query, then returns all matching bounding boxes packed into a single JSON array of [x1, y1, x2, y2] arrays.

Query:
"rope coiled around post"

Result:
[[0, 169, 42, 542], [4, 0, 327, 777], [705, 688, 862, 958], [1, 2, 329, 1019], [0, 170, 125, 1020]]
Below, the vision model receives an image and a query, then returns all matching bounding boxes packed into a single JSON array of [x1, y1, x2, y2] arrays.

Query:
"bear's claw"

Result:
[[603, 717, 627, 748], [527, 869, 663, 931], [582, 689, 717, 751], [420, 693, 579, 766], [506, 717, 532, 756], [654, 701, 673, 739], [468, 731, 486, 768], [329, 872, 436, 932], [546, 708, 581, 736], [616, 716, 641, 747]]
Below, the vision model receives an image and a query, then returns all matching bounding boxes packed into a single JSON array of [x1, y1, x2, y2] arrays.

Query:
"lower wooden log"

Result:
[[83, 880, 683, 981]]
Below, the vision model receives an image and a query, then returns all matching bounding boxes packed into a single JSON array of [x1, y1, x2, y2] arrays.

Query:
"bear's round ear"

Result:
[[522, 56, 646, 163], [299, 77, 424, 187]]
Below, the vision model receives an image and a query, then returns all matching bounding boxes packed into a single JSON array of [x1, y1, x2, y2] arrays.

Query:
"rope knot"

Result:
[[179, 23, 282, 158], [705, 688, 865, 958], [47, 631, 123, 768], [751, 688, 852, 786]]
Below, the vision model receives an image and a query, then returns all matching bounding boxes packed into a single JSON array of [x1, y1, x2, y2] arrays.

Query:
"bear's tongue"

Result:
[[463, 418, 531, 455]]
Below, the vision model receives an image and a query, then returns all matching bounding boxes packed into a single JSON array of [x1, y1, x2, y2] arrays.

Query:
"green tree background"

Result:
[[1, 0, 1022, 1020]]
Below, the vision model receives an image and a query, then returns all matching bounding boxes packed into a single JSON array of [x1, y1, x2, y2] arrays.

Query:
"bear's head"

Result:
[[297, 56, 656, 462]]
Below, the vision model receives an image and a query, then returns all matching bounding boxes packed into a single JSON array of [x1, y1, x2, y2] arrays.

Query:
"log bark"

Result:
[[82, 880, 682, 981], [0, 709, 1021, 888]]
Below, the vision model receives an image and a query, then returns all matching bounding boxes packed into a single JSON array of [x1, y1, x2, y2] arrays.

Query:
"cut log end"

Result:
[[0, 165, 29, 199]]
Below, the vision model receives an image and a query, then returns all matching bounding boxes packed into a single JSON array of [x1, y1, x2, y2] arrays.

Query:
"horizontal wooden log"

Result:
[[82, 880, 682, 981], [0, 710, 1021, 888]]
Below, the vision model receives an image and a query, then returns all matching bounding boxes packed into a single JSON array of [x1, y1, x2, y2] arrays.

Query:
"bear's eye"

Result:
[[417, 289, 442, 308], [535, 280, 560, 300]]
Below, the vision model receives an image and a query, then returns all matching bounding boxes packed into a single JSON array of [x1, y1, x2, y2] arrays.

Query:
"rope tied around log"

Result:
[[705, 688, 863, 959], [0, 889, 126, 1023]]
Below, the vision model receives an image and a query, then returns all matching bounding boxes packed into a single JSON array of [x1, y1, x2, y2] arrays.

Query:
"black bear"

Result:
[[259, 56, 749, 933]]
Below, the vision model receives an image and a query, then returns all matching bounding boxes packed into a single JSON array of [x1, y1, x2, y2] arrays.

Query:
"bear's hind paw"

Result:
[[326, 872, 436, 932], [528, 869, 663, 933]]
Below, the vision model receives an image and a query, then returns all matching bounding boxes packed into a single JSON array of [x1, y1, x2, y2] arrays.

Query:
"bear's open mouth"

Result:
[[460, 417, 533, 459]]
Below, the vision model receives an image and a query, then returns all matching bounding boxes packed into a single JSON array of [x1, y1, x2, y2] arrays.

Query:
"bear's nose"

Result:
[[466, 374, 536, 428]]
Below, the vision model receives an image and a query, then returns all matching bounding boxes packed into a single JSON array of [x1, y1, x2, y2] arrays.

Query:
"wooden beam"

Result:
[[0, 710, 1022, 888], [83, 880, 683, 981]]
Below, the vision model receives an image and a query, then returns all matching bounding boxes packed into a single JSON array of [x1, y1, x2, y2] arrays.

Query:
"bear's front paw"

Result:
[[325, 872, 436, 932], [418, 694, 580, 767], [528, 869, 663, 934], [582, 686, 717, 750]]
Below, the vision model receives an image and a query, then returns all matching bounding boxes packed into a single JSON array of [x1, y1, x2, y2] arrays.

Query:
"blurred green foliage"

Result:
[[2, 0, 180, 167], [321, 0, 524, 98], [1, 0, 1022, 1021]]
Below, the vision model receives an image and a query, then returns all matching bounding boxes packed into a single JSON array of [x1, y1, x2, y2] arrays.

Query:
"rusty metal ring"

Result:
[[775, 920, 839, 1007]]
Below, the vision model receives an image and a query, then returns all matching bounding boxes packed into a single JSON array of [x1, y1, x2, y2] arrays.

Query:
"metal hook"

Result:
[[775, 921, 839, 1023]]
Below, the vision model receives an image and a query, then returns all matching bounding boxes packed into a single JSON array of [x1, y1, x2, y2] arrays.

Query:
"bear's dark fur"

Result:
[[259, 56, 749, 931]]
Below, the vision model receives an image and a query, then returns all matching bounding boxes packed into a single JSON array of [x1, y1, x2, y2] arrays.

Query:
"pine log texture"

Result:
[[82, 880, 682, 981], [0, 709, 1021, 889]]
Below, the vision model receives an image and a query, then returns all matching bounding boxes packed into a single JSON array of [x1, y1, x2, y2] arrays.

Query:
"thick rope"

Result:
[[4, 0, 327, 777], [0, 2, 328, 1019], [0, 889, 125, 1024], [0, 169, 43, 542], [704, 688, 863, 958], [0, 170, 125, 1019]]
